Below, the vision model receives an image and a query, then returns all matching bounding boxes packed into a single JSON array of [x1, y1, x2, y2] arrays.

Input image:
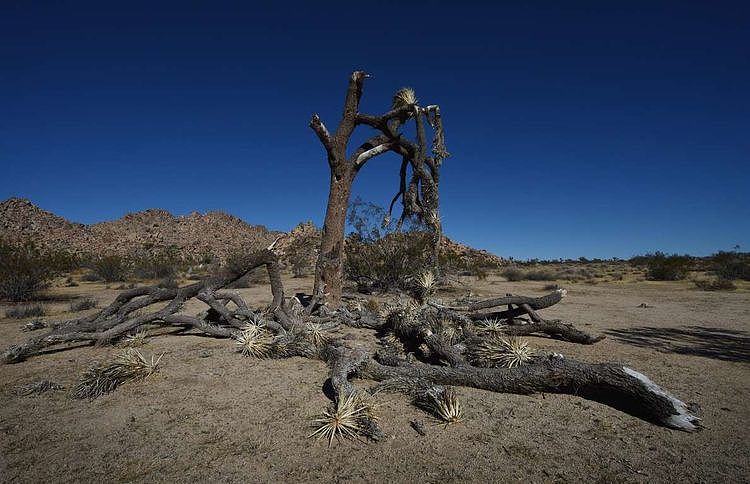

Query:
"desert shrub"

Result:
[[500, 267, 557, 281], [80, 272, 102, 282], [345, 231, 434, 292], [70, 297, 97, 312], [157, 277, 179, 289], [524, 269, 557, 281], [131, 250, 181, 279], [543, 283, 560, 291], [501, 267, 525, 282], [694, 278, 736, 291], [641, 252, 693, 281], [286, 223, 320, 278], [709, 251, 750, 281], [5, 303, 46, 319], [92, 255, 129, 282], [557, 267, 594, 280], [0, 239, 71, 301]]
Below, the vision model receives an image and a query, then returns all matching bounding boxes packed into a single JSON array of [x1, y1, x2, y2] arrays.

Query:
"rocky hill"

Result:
[[0, 197, 504, 267], [0, 198, 277, 262]]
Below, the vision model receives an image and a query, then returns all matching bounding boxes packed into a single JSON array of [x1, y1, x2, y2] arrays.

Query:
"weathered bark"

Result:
[[310, 72, 447, 306], [1, 249, 292, 363], [359, 350, 700, 431]]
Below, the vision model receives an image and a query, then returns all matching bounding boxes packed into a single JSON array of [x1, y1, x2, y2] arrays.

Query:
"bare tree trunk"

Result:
[[314, 166, 354, 305]]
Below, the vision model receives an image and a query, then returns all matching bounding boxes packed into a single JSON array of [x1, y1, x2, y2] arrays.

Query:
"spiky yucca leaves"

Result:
[[72, 349, 163, 399], [309, 392, 370, 447], [304, 322, 337, 347], [416, 386, 463, 425], [469, 336, 535, 368], [235, 324, 272, 358], [392, 87, 418, 110], [122, 328, 148, 347], [476, 318, 505, 333], [415, 270, 436, 302]]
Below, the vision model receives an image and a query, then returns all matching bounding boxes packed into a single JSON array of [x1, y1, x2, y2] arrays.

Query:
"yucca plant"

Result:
[[469, 336, 534, 368], [416, 386, 463, 425], [304, 322, 337, 347], [392, 87, 418, 110], [476, 318, 505, 333], [72, 349, 163, 399], [235, 326, 271, 358], [122, 328, 149, 347], [309, 392, 369, 447]]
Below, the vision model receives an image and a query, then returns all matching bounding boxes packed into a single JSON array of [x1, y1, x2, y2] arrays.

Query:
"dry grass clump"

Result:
[[309, 392, 374, 447], [72, 349, 163, 399], [416, 386, 463, 425], [469, 336, 535, 368]]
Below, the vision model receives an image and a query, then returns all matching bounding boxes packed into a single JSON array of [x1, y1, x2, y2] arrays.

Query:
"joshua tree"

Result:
[[2, 72, 701, 446], [309, 71, 448, 306]]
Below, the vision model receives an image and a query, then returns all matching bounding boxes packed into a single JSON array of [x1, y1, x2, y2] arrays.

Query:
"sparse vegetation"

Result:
[[69, 296, 97, 312], [92, 255, 129, 282], [629, 252, 693, 281], [694, 278, 736, 291], [5, 303, 47, 319], [72, 349, 163, 399], [0, 239, 72, 301]]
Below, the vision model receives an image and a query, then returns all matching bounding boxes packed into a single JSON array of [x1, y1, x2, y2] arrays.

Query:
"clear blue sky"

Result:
[[1, 1, 748, 260]]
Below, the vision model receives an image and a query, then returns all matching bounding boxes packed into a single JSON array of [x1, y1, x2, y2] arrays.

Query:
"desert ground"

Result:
[[1, 272, 748, 483]]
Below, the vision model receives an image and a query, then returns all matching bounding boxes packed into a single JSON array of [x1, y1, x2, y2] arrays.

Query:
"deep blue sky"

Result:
[[1, 1, 748, 259]]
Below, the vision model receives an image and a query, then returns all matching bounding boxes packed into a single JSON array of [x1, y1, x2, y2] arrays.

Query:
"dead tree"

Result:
[[2, 248, 700, 436], [310, 71, 448, 306], [2, 72, 701, 444]]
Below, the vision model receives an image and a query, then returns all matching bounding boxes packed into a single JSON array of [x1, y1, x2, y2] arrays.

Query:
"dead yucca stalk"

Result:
[[309, 392, 368, 447], [417, 386, 463, 426], [73, 349, 163, 399], [470, 335, 534, 368]]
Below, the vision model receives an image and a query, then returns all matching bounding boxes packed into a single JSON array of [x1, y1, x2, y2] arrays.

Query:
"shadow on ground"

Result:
[[605, 325, 750, 363]]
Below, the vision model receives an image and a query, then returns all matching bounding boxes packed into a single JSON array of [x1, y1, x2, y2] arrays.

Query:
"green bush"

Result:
[[0, 239, 71, 301], [131, 250, 182, 279], [501, 267, 525, 282]]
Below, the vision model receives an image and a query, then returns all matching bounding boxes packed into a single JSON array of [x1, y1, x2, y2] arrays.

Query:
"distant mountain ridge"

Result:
[[0, 197, 504, 266]]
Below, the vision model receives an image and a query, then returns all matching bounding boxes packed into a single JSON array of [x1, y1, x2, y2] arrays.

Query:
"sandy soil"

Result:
[[1, 274, 748, 483]]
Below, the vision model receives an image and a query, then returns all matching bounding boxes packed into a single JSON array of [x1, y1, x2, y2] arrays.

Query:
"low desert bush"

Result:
[[694, 278, 736, 291], [131, 250, 181, 280], [70, 297, 98, 312], [0, 239, 73, 301], [631, 252, 693, 281], [157, 277, 179, 289], [501, 267, 557, 282], [708, 251, 750, 281], [5, 303, 46, 319], [80, 272, 102, 282], [345, 231, 435, 292], [92, 255, 129, 282]]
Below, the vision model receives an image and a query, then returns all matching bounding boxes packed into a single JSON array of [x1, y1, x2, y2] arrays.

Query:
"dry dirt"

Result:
[[1, 274, 748, 483]]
